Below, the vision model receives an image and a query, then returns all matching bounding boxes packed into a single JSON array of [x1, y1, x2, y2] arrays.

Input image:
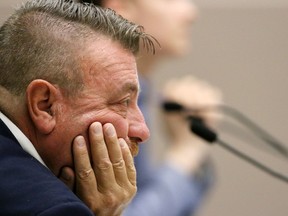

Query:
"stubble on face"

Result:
[[76, 37, 143, 156]]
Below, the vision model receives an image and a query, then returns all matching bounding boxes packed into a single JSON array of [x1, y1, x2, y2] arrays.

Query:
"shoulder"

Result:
[[0, 135, 93, 216]]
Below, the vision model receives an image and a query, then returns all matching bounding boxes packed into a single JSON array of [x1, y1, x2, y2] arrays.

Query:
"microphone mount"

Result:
[[162, 101, 288, 184]]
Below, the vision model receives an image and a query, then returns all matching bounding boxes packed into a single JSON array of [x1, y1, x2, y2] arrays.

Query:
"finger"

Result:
[[73, 136, 97, 198], [103, 124, 130, 186], [58, 166, 75, 191], [89, 122, 116, 191], [119, 138, 136, 186]]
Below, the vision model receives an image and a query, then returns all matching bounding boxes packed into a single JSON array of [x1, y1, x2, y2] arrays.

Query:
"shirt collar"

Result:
[[0, 111, 48, 168]]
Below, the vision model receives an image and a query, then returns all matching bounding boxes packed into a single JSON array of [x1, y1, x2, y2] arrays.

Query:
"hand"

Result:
[[162, 75, 222, 136], [161, 75, 222, 174], [59, 122, 136, 216]]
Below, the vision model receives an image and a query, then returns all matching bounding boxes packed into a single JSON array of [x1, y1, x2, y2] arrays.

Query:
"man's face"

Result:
[[124, 0, 198, 56], [39, 38, 150, 175]]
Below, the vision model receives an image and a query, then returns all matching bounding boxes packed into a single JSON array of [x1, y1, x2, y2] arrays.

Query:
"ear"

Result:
[[26, 79, 58, 134]]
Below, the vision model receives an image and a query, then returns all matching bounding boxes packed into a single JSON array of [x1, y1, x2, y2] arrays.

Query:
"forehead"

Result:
[[80, 36, 139, 92]]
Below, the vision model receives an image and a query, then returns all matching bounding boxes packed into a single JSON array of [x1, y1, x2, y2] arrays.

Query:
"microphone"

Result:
[[162, 101, 185, 112], [162, 101, 288, 158], [190, 115, 288, 184], [189, 117, 217, 143], [162, 101, 288, 184]]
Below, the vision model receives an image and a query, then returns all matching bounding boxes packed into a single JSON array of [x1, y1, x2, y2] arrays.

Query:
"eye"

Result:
[[121, 98, 131, 107]]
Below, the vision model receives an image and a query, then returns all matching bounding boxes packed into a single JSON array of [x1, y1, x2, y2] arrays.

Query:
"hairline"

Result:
[[0, 0, 156, 99]]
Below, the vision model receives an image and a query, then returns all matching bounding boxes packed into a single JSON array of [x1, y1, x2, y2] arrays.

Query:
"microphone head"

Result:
[[190, 121, 217, 143], [162, 101, 218, 143], [187, 116, 204, 124], [162, 101, 184, 112]]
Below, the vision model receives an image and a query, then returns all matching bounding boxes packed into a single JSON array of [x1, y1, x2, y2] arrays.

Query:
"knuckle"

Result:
[[103, 192, 118, 208], [130, 178, 137, 187], [112, 159, 125, 169], [129, 186, 137, 198], [127, 163, 136, 172], [100, 188, 137, 213], [122, 187, 137, 203], [102, 188, 135, 208], [77, 168, 93, 180], [96, 158, 112, 170]]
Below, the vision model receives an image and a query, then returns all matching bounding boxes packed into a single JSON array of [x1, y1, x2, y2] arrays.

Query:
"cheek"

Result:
[[98, 114, 129, 138], [112, 120, 129, 138], [37, 133, 73, 176]]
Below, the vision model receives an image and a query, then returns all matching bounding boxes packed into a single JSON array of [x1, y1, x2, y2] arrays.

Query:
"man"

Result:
[[75, 1, 222, 216], [0, 0, 155, 215]]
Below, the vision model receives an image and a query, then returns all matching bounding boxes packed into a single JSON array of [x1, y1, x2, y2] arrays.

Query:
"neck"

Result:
[[0, 87, 35, 143], [0, 87, 20, 122]]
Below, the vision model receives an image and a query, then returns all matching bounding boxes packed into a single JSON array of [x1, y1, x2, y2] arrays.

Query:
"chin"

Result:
[[162, 44, 191, 57], [175, 43, 191, 56]]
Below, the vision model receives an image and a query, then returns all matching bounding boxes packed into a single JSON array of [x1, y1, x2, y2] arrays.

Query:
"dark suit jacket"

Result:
[[0, 119, 94, 216]]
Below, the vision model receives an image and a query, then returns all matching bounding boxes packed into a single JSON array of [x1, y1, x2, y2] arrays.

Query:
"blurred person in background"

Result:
[[74, 0, 223, 215]]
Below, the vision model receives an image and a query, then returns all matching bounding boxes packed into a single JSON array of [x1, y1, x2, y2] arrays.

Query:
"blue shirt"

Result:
[[123, 76, 213, 216]]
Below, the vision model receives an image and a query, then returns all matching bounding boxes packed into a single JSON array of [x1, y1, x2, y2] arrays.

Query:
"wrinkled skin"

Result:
[[25, 37, 149, 215]]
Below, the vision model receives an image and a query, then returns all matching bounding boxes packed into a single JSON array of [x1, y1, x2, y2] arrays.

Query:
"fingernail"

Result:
[[105, 124, 115, 137], [75, 136, 85, 148], [92, 122, 102, 135], [119, 138, 126, 148]]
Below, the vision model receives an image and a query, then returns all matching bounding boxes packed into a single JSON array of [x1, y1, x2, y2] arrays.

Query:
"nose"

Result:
[[184, 0, 199, 24], [128, 106, 150, 143], [191, 2, 199, 22]]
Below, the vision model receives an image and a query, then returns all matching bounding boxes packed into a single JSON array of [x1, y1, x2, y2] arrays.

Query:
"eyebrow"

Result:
[[121, 82, 139, 94]]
